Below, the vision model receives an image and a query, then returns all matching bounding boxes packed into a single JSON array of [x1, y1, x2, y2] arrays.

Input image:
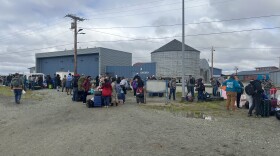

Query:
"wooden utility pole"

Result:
[[65, 14, 85, 75]]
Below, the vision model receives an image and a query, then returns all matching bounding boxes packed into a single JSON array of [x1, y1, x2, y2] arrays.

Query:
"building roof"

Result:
[[36, 47, 131, 59], [151, 39, 200, 54], [200, 59, 209, 71]]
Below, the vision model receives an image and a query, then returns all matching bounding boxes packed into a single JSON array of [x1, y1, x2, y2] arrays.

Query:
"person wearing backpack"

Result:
[[131, 79, 138, 96], [169, 78, 177, 101], [235, 76, 244, 108], [196, 78, 205, 102], [187, 75, 195, 98], [222, 75, 241, 111], [248, 75, 264, 117], [11, 73, 24, 104]]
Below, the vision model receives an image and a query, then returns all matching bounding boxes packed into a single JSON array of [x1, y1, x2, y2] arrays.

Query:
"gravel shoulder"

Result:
[[0, 89, 280, 156]]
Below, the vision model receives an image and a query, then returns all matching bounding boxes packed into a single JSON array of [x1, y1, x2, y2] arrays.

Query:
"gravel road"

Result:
[[0, 89, 280, 156]]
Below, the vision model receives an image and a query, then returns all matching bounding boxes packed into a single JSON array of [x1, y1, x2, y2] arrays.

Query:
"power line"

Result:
[[1, 25, 280, 56], [88, 0, 236, 20], [82, 14, 280, 30]]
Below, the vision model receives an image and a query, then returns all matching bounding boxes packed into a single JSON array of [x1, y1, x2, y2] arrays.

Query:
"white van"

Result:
[[24, 73, 46, 87]]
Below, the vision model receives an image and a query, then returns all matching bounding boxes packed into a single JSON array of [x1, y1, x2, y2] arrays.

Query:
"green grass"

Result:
[[142, 99, 244, 119], [0, 86, 43, 100]]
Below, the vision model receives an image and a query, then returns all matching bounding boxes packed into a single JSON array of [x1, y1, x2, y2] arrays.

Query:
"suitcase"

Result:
[[276, 109, 280, 120], [271, 99, 277, 108], [260, 100, 271, 117], [136, 96, 145, 104], [94, 91, 102, 96], [93, 96, 102, 107]]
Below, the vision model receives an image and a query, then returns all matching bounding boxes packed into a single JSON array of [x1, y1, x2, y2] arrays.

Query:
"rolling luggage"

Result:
[[260, 100, 271, 117], [94, 91, 102, 96], [136, 95, 145, 103], [93, 96, 102, 107]]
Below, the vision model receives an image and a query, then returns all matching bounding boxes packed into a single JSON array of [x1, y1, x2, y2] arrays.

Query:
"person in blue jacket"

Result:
[[222, 75, 241, 111]]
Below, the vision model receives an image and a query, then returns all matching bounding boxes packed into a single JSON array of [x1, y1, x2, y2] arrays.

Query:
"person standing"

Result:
[[56, 74, 61, 91], [210, 77, 219, 96], [120, 77, 128, 95], [101, 78, 112, 108], [66, 73, 73, 95], [248, 75, 264, 117], [234, 76, 244, 108], [169, 78, 176, 101], [196, 78, 205, 102], [187, 75, 195, 98], [131, 78, 138, 96], [111, 77, 118, 106], [262, 74, 273, 99], [72, 74, 79, 101], [11, 73, 24, 104], [222, 75, 241, 111], [82, 76, 91, 104], [61, 75, 66, 92]]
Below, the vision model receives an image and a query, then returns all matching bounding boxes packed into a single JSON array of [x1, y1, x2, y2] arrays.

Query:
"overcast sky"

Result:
[[1, 0, 280, 75]]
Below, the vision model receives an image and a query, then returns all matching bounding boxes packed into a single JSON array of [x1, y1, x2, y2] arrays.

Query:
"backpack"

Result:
[[115, 84, 124, 94], [190, 78, 195, 85], [245, 84, 254, 95], [11, 78, 21, 87], [132, 81, 138, 89], [253, 80, 264, 94]]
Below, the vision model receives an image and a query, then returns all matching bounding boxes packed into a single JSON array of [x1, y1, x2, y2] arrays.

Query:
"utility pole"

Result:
[[211, 46, 215, 78], [234, 66, 238, 75], [65, 14, 85, 75], [181, 0, 186, 101]]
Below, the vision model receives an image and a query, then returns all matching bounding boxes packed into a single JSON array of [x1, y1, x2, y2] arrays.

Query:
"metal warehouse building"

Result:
[[106, 62, 156, 79], [35, 47, 132, 77], [151, 39, 200, 78]]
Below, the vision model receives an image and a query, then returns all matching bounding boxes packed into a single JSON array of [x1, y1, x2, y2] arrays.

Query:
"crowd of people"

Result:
[[4, 72, 277, 117], [52, 73, 147, 107], [222, 74, 274, 117]]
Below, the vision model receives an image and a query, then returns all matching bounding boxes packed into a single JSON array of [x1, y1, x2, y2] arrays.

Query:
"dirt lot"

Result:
[[0, 88, 280, 156]]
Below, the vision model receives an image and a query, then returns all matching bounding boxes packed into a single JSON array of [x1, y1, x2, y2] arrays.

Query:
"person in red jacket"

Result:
[[101, 78, 112, 108], [82, 76, 91, 104]]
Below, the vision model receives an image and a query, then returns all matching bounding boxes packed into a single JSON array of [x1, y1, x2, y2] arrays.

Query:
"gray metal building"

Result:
[[36, 47, 132, 77], [106, 62, 156, 79], [151, 39, 200, 78]]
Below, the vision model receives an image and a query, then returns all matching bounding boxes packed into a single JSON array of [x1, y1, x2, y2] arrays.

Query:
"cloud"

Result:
[[0, 0, 279, 75]]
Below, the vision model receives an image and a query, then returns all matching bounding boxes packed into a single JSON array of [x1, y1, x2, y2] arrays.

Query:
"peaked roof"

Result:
[[151, 39, 200, 53]]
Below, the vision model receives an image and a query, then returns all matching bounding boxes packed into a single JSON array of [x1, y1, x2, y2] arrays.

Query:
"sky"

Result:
[[1, 0, 280, 75]]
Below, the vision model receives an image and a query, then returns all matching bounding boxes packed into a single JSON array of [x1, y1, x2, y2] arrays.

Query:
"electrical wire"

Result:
[[1, 26, 280, 56], [82, 14, 280, 30]]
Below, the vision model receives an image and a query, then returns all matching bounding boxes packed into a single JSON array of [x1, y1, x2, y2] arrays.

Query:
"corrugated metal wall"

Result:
[[37, 54, 99, 77], [270, 71, 280, 87], [151, 51, 200, 78], [106, 62, 156, 79], [100, 48, 132, 75]]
